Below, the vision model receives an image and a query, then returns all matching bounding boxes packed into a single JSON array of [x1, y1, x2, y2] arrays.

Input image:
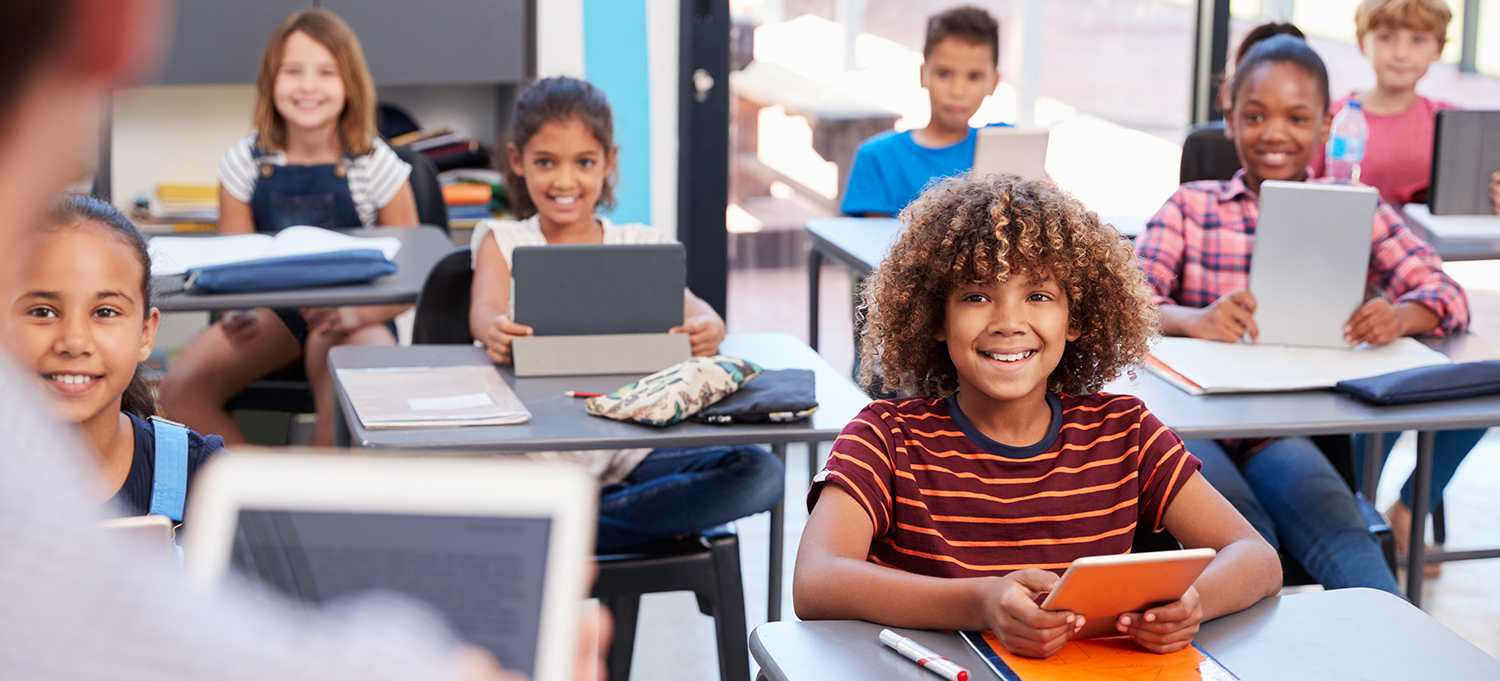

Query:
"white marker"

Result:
[[879, 629, 970, 681]]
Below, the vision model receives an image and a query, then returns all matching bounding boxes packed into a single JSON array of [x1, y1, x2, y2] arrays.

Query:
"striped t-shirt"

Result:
[[218, 134, 412, 228], [811, 392, 1200, 578]]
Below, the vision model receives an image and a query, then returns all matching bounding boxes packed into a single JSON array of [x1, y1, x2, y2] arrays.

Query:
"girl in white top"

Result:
[[469, 77, 783, 551], [159, 9, 417, 447]]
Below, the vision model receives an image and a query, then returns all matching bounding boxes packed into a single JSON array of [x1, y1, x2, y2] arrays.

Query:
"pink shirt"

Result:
[[1311, 94, 1458, 208]]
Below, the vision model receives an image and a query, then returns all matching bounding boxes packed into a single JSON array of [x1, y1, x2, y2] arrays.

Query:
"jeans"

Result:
[[1186, 437, 1401, 595], [1351, 429, 1486, 508], [596, 445, 785, 552]]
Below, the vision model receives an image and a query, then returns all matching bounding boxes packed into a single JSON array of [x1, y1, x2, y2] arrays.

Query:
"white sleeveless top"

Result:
[[469, 214, 675, 483]]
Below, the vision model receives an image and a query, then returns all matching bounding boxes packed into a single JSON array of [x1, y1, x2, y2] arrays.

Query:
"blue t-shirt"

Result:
[[840, 123, 1012, 217]]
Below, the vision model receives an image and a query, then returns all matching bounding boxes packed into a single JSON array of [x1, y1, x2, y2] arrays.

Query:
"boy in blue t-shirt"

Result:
[[841, 6, 1005, 217]]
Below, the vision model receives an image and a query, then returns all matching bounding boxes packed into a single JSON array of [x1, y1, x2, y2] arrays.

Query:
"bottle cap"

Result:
[[1348, 100, 1362, 110]]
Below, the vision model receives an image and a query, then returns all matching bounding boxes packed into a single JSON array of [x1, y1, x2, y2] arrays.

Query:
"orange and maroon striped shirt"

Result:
[[810, 392, 1200, 578]]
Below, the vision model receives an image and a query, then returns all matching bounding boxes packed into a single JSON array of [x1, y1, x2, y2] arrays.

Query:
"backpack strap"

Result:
[[148, 416, 190, 522]]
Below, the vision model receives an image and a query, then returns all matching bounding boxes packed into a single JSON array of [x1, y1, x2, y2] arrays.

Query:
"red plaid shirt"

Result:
[[1135, 169, 1468, 337]]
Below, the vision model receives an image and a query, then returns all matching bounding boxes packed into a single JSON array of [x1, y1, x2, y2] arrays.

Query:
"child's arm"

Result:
[[217, 184, 254, 235], [795, 485, 1082, 659], [1491, 171, 1500, 216], [1343, 297, 1439, 346], [671, 289, 726, 356], [1157, 291, 1259, 342], [1114, 472, 1281, 653], [469, 235, 532, 364], [376, 181, 419, 227]]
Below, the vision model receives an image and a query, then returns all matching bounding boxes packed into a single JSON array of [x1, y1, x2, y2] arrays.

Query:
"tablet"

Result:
[[972, 127, 1051, 181], [182, 453, 597, 681], [1039, 548, 1216, 639], [511, 243, 685, 336], [1430, 109, 1500, 215], [1249, 181, 1376, 348], [99, 514, 176, 556]]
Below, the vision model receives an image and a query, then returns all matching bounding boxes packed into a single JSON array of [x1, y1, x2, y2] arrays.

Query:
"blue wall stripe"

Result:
[[583, 0, 651, 225]]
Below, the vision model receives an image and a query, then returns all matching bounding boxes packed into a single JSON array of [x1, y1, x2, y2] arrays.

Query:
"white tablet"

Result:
[[972, 127, 1051, 181], [99, 514, 176, 557], [1039, 548, 1216, 639], [1249, 181, 1376, 348], [182, 453, 597, 681]]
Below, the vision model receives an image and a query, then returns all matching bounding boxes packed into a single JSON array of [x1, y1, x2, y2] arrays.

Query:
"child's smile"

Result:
[[1225, 61, 1330, 194], [509, 116, 615, 235], [937, 269, 1078, 441], [273, 30, 346, 136]]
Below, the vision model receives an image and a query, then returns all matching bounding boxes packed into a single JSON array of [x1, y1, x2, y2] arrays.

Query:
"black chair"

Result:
[[391, 143, 449, 232], [411, 252, 752, 681], [1179, 120, 1242, 184], [593, 525, 750, 681]]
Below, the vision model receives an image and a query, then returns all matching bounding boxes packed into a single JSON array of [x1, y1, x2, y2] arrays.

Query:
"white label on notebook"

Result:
[[407, 393, 494, 411]]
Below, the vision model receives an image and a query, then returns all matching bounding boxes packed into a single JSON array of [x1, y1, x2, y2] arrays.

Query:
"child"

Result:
[[1310, 0, 1453, 209], [794, 174, 1280, 658], [1135, 33, 1470, 593], [840, 6, 1006, 217], [469, 76, 784, 551], [9, 195, 224, 521], [159, 8, 416, 446]]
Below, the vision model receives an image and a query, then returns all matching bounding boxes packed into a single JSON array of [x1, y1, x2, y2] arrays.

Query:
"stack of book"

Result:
[[390, 127, 491, 172], [150, 183, 219, 227], [440, 168, 505, 224]]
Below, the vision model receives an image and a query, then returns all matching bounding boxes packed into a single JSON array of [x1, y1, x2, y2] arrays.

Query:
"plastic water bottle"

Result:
[[1326, 100, 1368, 182]]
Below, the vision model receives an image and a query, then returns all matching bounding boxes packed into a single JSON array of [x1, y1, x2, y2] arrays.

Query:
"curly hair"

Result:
[[858, 174, 1158, 397]]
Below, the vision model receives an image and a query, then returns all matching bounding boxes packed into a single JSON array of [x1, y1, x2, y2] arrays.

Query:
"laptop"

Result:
[[972, 127, 1051, 181], [1248, 181, 1377, 348], [182, 453, 597, 681], [511, 243, 685, 336], [1430, 110, 1500, 215]]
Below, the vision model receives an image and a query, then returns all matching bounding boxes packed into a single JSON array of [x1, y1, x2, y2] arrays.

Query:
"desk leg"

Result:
[[1405, 430, 1434, 607], [333, 389, 351, 448], [1362, 432, 1384, 498], [808, 249, 823, 352], [769, 442, 787, 622]]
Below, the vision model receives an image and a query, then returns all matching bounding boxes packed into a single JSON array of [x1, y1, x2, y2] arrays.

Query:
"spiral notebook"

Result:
[[337, 365, 530, 428], [960, 630, 1238, 681]]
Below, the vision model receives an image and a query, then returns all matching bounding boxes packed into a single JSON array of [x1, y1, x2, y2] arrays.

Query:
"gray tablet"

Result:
[[1249, 181, 1377, 348], [972, 127, 1051, 181], [1430, 110, 1500, 215], [511, 243, 684, 336]]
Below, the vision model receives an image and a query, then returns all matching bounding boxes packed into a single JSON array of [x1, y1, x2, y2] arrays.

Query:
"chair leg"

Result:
[[708, 536, 751, 681], [601, 595, 640, 681]]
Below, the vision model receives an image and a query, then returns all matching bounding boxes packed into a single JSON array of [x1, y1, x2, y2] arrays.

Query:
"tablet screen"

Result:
[[230, 510, 551, 677]]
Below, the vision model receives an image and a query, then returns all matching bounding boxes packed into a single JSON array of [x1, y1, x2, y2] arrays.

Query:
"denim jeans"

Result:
[[1351, 429, 1486, 508], [596, 445, 785, 552], [1186, 437, 1401, 595]]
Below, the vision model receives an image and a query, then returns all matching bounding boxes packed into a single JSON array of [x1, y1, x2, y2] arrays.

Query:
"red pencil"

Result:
[[564, 391, 605, 398]]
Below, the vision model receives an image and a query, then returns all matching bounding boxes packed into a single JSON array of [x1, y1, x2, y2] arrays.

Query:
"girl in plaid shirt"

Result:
[[1135, 32, 1472, 594]]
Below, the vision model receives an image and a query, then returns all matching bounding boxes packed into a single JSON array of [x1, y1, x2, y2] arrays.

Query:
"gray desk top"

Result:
[[330, 332, 872, 451], [1401, 203, 1500, 262], [152, 226, 453, 312], [750, 589, 1500, 681]]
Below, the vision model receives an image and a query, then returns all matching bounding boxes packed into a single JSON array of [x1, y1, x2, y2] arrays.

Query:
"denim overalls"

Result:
[[249, 134, 362, 233]]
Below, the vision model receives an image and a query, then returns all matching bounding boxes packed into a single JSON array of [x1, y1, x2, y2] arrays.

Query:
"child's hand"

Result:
[[982, 569, 1082, 659], [1115, 585, 1204, 654], [1344, 298, 1401, 346], [483, 314, 533, 364], [1491, 172, 1499, 216], [1187, 289, 1258, 342], [671, 313, 725, 356]]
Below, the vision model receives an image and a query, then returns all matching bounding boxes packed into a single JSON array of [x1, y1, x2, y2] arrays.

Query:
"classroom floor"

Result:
[[610, 264, 1500, 681]]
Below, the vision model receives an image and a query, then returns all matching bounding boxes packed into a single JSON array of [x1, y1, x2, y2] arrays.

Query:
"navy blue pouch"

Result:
[[693, 369, 818, 424], [1334, 360, 1500, 405], [184, 249, 397, 293]]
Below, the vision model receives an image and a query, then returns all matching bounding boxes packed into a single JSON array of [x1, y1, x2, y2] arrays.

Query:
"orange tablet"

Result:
[[1039, 548, 1216, 639]]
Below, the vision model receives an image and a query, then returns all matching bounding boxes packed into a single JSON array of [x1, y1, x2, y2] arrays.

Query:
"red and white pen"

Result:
[[564, 391, 605, 398], [879, 629, 969, 681]]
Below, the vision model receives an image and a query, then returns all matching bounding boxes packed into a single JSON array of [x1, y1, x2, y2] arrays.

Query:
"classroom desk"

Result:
[[327, 332, 872, 622], [748, 588, 1500, 681], [1401, 203, 1500, 262], [152, 225, 452, 312], [1104, 332, 1500, 606], [805, 216, 1146, 351]]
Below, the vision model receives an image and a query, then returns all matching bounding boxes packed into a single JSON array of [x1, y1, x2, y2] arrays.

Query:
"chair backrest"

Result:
[[1179, 120, 1243, 184], [391, 143, 450, 232], [412, 246, 474, 345]]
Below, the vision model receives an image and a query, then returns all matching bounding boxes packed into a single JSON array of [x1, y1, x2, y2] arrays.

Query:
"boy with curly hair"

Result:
[[794, 175, 1281, 658]]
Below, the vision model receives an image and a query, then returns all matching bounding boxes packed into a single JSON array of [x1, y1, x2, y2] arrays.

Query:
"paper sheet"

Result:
[[1147, 336, 1450, 394], [149, 225, 402, 276]]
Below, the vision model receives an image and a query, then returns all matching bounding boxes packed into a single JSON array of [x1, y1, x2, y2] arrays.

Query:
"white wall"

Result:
[[110, 85, 257, 209]]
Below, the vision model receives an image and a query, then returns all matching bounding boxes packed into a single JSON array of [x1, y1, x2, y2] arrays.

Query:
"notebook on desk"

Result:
[[1249, 181, 1377, 348], [182, 453, 596, 681], [1146, 336, 1450, 395]]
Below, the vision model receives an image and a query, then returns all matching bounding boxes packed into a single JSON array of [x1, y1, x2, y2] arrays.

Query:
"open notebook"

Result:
[[1147, 336, 1450, 395], [337, 365, 531, 428], [149, 225, 402, 276]]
